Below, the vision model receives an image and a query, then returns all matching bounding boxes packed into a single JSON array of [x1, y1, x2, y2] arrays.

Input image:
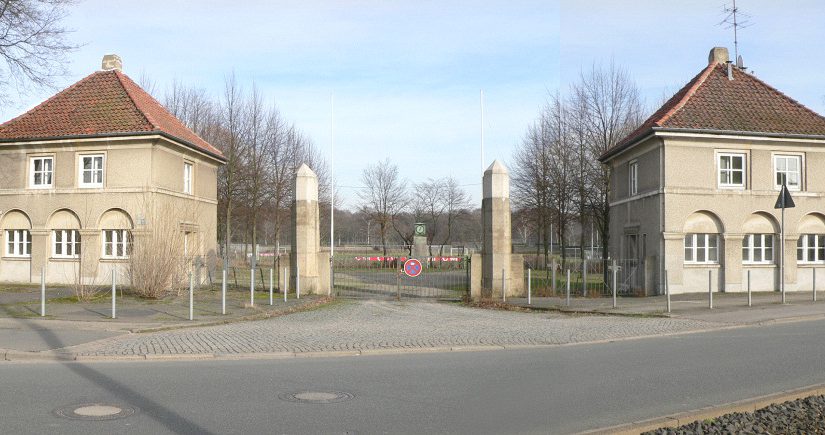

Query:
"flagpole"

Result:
[[330, 92, 334, 258], [480, 89, 484, 174]]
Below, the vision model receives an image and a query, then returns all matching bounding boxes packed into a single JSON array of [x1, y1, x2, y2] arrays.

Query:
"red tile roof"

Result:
[[0, 70, 225, 161], [600, 62, 825, 161]]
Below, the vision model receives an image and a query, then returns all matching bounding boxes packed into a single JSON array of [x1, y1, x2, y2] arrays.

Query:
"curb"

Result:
[[577, 382, 825, 434]]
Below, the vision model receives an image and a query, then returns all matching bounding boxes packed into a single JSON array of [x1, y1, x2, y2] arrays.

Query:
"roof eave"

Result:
[[599, 127, 825, 163], [0, 131, 228, 164]]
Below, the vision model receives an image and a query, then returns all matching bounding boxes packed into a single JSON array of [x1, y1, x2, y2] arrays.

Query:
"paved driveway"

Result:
[[67, 300, 721, 357]]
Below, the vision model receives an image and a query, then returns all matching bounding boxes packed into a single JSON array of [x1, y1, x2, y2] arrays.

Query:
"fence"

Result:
[[524, 257, 643, 297]]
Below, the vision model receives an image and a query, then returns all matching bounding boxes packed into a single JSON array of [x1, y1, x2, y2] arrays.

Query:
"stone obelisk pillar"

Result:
[[290, 164, 321, 294], [481, 160, 511, 298]]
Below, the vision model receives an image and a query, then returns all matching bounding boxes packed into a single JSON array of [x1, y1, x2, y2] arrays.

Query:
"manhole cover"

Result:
[[53, 403, 137, 421], [279, 391, 354, 404]]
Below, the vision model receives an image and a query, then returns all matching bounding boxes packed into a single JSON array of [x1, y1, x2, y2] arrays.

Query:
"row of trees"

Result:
[[356, 158, 476, 256], [511, 62, 645, 270], [147, 75, 331, 266]]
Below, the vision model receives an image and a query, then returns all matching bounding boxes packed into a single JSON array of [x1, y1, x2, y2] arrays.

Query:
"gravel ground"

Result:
[[645, 395, 825, 434]]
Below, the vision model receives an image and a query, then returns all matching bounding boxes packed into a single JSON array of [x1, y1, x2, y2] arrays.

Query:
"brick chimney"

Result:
[[708, 47, 729, 65], [101, 54, 122, 72]]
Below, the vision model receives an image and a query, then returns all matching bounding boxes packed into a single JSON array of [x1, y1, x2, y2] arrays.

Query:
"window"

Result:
[[5, 230, 31, 257], [797, 234, 825, 263], [684, 233, 719, 264], [717, 153, 745, 188], [742, 234, 774, 264], [628, 160, 638, 196], [774, 155, 802, 191], [102, 229, 131, 259], [30, 156, 53, 188], [79, 154, 104, 187], [183, 162, 193, 194], [52, 230, 81, 258]]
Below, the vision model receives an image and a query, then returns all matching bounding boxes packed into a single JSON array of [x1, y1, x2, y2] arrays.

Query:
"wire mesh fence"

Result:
[[523, 257, 643, 297]]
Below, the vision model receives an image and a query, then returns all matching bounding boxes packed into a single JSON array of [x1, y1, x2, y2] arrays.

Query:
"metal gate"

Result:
[[333, 253, 469, 300]]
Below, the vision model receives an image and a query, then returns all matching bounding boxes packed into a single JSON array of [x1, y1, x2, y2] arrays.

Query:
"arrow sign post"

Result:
[[774, 182, 795, 304]]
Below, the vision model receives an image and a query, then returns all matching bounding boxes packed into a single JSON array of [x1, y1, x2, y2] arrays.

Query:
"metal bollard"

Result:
[[112, 269, 117, 319], [189, 271, 194, 321], [612, 260, 618, 309], [583, 259, 588, 297], [747, 269, 752, 307], [527, 268, 531, 305], [250, 268, 255, 307], [283, 267, 289, 302], [502, 268, 506, 302], [708, 269, 713, 310], [269, 268, 274, 306], [297, 264, 301, 299], [552, 261, 556, 294], [221, 268, 227, 315], [665, 269, 671, 313], [814, 268, 817, 303], [566, 269, 570, 307], [40, 268, 45, 317]]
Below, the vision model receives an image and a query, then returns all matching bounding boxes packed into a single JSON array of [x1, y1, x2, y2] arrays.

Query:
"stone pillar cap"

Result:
[[295, 163, 318, 201], [483, 159, 509, 199]]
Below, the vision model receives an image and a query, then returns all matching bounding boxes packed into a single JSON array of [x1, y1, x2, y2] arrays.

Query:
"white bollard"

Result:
[[250, 268, 255, 307], [665, 269, 671, 313], [112, 269, 117, 319], [221, 268, 226, 315], [708, 269, 713, 310], [527, 268, 531, 305], [189, 271, 194, 321], [269, 268, 274, 306], [566, 269, 570, 307], [40, 268, 45, 317]]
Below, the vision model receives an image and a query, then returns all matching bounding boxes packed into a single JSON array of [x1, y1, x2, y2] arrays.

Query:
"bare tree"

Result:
[[439, 177, 471, 255], [0, 0, 78, 102], [358, 158, 407, 257], [572, 61, 644, 261], [217, 73, 249, 266]]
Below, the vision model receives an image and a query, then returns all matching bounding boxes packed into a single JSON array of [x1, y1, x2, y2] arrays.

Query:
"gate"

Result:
[[333, 251, 469, 300]]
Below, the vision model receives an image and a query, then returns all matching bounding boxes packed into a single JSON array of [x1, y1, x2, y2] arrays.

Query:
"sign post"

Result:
[[774, 182, 795, 304]]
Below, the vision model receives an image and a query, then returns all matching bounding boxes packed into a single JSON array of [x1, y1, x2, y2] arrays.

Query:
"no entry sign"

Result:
[[403, 258, 423, 277]]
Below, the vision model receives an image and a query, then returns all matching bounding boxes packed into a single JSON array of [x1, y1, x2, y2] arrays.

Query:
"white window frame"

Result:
[[684, 233, 719, 264], [102, 229, 131, 259], [5, 229, 31, 258], [78, 154, 105, 188], [628, 160, 638, 196], [183, 161, 193, 195], [797, 234, 825, 264], [742, 233, 774, 264], [773, 154, 802, 191], [717, 152, 746, 189], [52, 229, 81, 259], [29, 156, 54, 189]]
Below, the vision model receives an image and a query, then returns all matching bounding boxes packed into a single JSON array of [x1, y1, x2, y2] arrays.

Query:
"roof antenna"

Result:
[[719, 0, 751, 66]]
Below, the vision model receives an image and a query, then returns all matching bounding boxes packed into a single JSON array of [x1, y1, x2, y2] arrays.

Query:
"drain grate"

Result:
[[53, 403, 137, 421], [278, 391, 354, 404]]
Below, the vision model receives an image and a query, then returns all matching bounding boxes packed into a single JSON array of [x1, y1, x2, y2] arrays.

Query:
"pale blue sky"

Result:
[[5, 1, 825, 207]]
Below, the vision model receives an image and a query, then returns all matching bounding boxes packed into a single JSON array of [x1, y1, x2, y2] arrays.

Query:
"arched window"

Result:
[[797, 214, 825, 264], [48, 209, 82, 259], [2, 210, 32, 258], [99, 209, 134, 260], [683, 211, 723, 264], [741, 213, 778, 265]]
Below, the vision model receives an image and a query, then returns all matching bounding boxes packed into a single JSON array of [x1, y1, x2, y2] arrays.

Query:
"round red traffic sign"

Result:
[[403, 258, 423, 277]]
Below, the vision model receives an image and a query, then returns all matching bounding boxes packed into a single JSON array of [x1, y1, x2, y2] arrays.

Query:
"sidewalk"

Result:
[[505, 290, 825, 324], [0, 283, 327, 355]]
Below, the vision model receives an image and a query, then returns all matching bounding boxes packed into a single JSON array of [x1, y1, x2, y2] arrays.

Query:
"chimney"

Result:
[[708, 47, 729, 65], [101, 54, 122, 72]]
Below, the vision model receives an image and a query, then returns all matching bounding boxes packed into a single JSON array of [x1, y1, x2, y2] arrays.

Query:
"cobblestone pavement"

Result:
[[66, 300, 724, 357]]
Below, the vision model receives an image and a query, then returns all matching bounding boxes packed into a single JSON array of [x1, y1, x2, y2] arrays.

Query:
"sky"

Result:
[[4, 0, 825, 208]]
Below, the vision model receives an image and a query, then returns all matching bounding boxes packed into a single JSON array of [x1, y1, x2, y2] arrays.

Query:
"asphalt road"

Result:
[[4, 319, 825, 434]]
